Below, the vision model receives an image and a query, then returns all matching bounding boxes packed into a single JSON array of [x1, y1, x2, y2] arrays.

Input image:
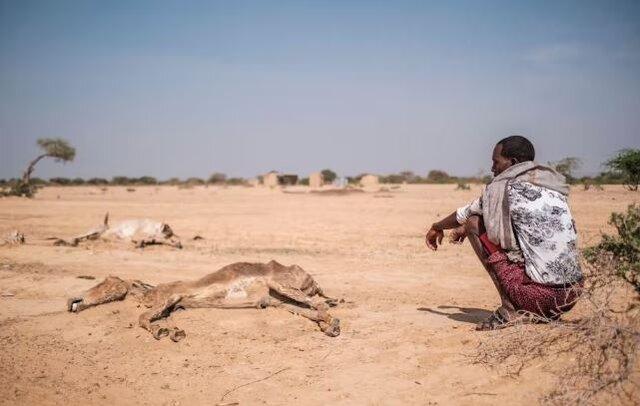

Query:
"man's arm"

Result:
[[425, 212, 460, 250], [425, 197, 482, 251]]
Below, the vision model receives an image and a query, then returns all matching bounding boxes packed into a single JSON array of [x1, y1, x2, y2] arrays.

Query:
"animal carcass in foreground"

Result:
[[53, 213, 182, 248], [2, 230, 25, 246], [67, 260, 340, 340]]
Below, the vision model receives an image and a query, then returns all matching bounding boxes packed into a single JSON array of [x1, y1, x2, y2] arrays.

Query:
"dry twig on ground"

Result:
[[220, 367, 291, 402]]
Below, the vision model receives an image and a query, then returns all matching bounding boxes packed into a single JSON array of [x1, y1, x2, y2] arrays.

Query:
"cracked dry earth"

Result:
[[0, 184, 635, 405]]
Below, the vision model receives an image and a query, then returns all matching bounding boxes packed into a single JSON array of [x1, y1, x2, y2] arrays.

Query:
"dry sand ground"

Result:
[[0, 184, 637, 405]]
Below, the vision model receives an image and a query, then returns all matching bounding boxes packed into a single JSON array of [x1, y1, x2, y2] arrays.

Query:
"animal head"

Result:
[[161, 223, 175, 238], [267, 259, 285, 270]]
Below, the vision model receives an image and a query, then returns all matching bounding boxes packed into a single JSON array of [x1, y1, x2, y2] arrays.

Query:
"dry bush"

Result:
[[473, 208, 640, 404], [0, 179, 38, 197]]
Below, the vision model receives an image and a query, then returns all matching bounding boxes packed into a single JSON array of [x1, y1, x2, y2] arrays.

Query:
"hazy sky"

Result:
[[1, 0, 639, 180]]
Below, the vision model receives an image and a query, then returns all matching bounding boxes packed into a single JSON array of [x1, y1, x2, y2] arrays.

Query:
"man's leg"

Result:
[[464, 216, 517, 322]]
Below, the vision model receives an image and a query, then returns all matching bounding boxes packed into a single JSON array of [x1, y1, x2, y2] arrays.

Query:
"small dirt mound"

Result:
[[310, 188, 365, 196]]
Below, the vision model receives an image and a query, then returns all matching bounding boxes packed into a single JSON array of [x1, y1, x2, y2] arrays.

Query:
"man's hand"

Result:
[[448, 225, 467, 244], [425, 226, 444, 250], [425, 212, 461, 251]]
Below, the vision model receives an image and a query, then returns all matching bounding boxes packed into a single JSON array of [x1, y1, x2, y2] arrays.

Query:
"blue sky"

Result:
[[1, 0, 639, 179]]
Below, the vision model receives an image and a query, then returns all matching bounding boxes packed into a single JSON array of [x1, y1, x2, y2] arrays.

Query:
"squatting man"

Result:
[[425, 136, 583, 329]]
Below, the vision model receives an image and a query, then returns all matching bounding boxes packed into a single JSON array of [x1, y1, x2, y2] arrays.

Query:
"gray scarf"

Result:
[[482, 161, 569, 250]]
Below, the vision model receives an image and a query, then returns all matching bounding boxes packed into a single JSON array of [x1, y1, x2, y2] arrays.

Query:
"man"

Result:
[[425, 136, 582, 330]]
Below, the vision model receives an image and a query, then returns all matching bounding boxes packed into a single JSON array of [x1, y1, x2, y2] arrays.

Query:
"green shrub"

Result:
[[49, 177, 72, 185], [226, 177, 247, 186], [321, 169, 337, 183], [136, 176, 158, 185], [605, 149, 640, 191], [30, 177, 48, 185], [602, 171, 627, 184], [162, 177, 181, 185], [111, 176, 131, 185], [426, 170, 453, 183], [184, 177, 205, 185], [584, 204, 640, 291], [208, 173, 227, 184], [380, 174, 405, 184], [87, 177, 109, 185]]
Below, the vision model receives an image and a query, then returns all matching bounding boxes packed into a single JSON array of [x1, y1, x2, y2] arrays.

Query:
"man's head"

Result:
[[492, 135, 535, 176]]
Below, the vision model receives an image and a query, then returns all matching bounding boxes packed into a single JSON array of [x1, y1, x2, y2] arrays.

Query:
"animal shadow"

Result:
[[417, 305, 492, 324]]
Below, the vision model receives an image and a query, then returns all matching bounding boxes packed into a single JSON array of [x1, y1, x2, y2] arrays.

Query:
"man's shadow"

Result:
[[417, 305, 492, 324]]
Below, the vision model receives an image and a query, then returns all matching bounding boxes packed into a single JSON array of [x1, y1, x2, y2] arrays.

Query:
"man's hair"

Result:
[[496, 135, 535, 163]]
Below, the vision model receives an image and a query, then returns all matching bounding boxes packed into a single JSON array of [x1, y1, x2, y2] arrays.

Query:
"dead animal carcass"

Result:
[[53, 213, 182, 248], [68, 260, 340, 341]]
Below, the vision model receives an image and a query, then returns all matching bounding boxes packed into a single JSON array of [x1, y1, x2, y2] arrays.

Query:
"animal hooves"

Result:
[[323, 318, 340, 337], [324, 298, 338, 307], [55, 239, 75, 247], [152, 326, 170, 340], [170, 328, 186, 342], [67, 297, 83, 312]]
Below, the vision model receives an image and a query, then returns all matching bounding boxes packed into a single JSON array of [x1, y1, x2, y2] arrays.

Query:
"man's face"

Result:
[[491, 144, 514, 176]]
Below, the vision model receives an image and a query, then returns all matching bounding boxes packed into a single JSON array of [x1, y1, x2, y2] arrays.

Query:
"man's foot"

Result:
[[475, 307, 514, 331]]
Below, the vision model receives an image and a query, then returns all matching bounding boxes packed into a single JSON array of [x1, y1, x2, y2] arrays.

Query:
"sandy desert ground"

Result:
[[0, 184, 637, 405]]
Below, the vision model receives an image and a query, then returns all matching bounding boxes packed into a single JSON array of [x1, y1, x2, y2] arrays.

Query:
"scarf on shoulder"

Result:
[[482, 161, 569, 250]]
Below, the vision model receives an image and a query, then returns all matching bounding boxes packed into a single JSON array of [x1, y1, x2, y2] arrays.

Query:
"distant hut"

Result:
[[277, 174, 298, 186], [263, 171, 279, 188], [309, 172, 324, 188], [360, 174, 379, 187]]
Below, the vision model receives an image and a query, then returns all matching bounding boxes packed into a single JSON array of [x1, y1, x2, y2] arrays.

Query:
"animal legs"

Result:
[[265, 281, 340, 336], [267, 280, 320, 308], [274, 301, 340, 337], [316, 289, 339, 307], [138, 294, 186, 341], [57, 214, 109, 247], [67, 276, 129, 312], [134, 236, 183, 249]]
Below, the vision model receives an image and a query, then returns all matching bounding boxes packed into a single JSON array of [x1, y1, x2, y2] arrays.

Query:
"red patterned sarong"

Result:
[[479, 234, 581, 318]]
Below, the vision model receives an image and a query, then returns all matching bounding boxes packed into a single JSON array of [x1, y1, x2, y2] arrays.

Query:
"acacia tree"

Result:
[[426, 170, 452, 183], [606, 149, 640, 191], [19, 138, 76, 196]]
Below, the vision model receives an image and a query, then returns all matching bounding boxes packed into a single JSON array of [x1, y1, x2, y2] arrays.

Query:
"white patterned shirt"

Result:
[[456, 181, 582, 285]]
